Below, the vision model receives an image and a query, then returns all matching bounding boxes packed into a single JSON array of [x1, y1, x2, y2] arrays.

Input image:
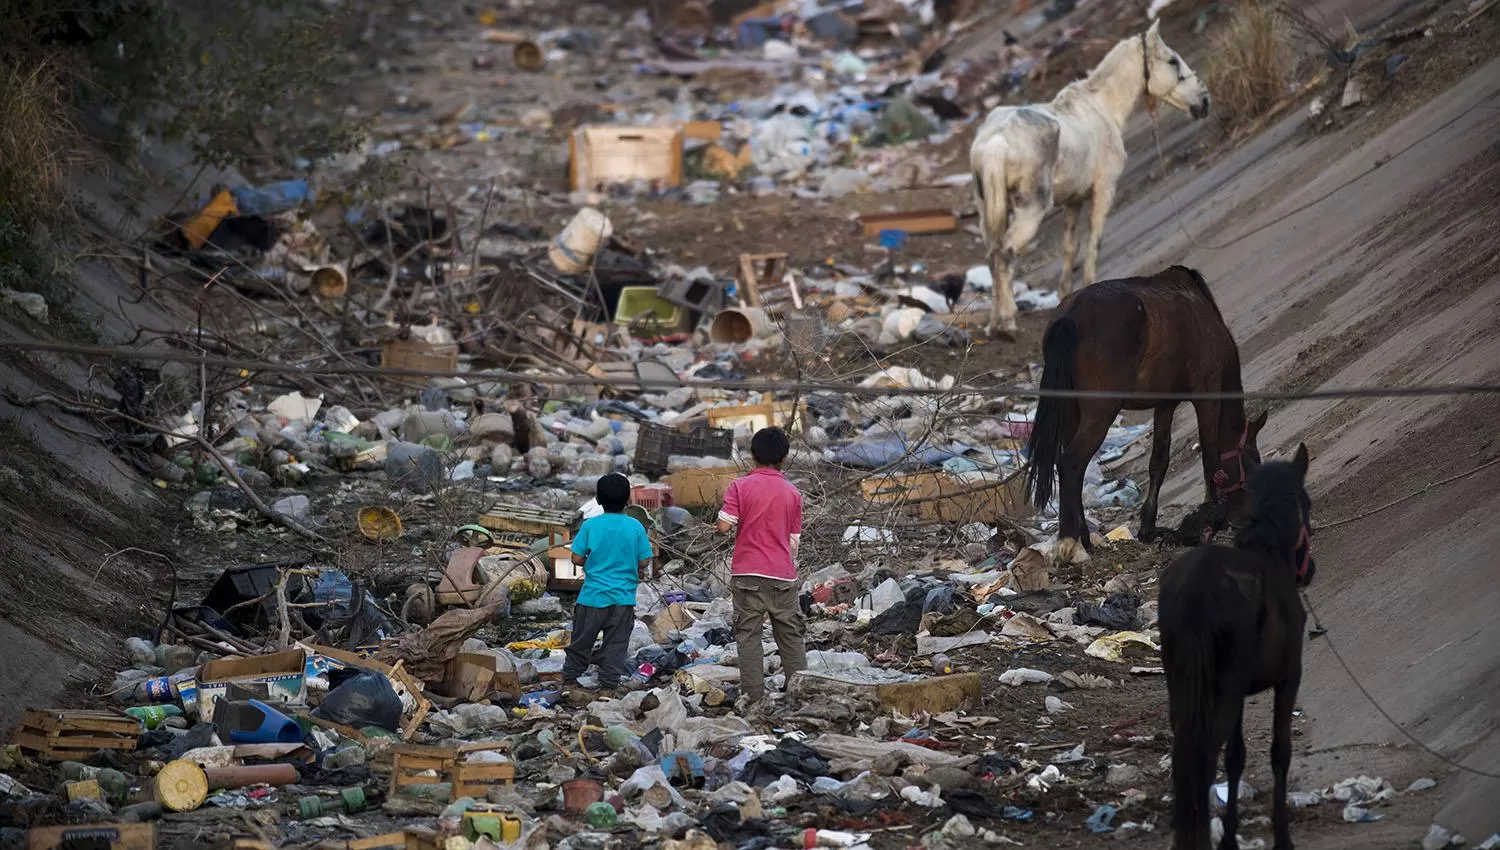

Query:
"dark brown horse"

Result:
[[1025, 265, 1267, 562], [1159, 446, 1317, 850]]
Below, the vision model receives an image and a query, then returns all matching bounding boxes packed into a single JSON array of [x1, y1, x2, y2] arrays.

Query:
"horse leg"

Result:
[[1139, 403, 1176, 542], [1056, 402, 1113, 563], [1058, 203, 1081, 296], [988, 246, 1018, 339], [1272, 679, 1299, 850], [1219, 702, 1247, 850], [1192, 399, 1223, 507], [1081, 182, 1116, 286]]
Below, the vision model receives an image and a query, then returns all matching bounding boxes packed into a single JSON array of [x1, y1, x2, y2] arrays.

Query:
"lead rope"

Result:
[[1300, 589, 1500, 779]]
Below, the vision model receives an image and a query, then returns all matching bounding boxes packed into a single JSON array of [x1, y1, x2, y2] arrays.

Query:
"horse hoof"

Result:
[[1057, 538, 1091, 566]]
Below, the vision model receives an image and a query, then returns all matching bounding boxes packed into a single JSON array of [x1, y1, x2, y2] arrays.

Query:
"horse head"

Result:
[[1216, 408, 1268, 523], [1142, 19, 1211, 119]]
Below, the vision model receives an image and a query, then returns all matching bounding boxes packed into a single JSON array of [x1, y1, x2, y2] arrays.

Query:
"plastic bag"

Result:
[[312, 670, 402, 732]]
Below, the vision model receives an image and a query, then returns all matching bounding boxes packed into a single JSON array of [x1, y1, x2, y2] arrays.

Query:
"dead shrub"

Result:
[[1202, 1, 1297, 132], [0, 53, 77, 224]]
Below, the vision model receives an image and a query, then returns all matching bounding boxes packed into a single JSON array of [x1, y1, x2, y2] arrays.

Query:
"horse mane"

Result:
[[1232, 461, 1304, 563], [1163, 265, 1226, 324], [1052, 36, 1139, 108]]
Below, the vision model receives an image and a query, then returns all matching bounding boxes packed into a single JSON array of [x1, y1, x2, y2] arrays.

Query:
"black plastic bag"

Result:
[[312, 669, 402, 732], [743, 738, 831, 787], [1075, 593, 1141, 630]]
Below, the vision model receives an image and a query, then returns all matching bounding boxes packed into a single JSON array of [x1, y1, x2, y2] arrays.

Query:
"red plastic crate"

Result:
[[631, 483, 674, 509]]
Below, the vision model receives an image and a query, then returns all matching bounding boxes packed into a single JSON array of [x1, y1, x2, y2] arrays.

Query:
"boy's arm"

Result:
[[715, 479, 740, 534], [570, 524, 590, 566], [789, 488, 804, 563], [635, 525, 654, 577]]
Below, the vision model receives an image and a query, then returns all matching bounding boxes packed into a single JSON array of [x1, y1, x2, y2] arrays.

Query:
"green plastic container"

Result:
[[613, 287, 686, 335]]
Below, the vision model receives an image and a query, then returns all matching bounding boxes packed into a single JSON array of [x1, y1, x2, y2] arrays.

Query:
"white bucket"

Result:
[[709, 306, 769, 344], [549, 207, 613, 275]]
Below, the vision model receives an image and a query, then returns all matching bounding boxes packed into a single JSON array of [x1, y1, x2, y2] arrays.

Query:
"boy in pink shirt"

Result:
[[715, 427, 807, 710]]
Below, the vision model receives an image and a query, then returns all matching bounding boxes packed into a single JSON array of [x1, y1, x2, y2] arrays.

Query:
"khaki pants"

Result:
[[731, 575, 807, 701]]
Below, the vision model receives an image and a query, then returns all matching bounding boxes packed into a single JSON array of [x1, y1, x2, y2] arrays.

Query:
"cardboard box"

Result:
[[663, 467, 740, 508], [443, 652, 522, 702], [648, 602, 697, 644], [28, 823, 155, 850], [706, 401, 805, 434], [570, 126, 684, 191], [193, 648, 307, 723], [381, 339, 459, 381], [861, 470, 1027, 523]]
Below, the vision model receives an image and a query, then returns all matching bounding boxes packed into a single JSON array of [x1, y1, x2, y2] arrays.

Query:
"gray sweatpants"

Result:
[[563, 603, 635, 686]]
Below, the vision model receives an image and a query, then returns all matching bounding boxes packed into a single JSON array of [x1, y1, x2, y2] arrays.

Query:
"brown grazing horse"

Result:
[[1159, 446, 1317, 850], [1024, 265, 1267, 562]]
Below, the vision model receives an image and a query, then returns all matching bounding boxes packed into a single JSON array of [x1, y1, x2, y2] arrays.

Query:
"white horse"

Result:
[[970, 20, 1211, 337]]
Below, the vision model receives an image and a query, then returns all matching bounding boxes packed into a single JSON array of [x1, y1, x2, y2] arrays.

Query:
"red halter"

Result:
[[1212, 420, 1251, 501], [1294, 522, 1312, 582]]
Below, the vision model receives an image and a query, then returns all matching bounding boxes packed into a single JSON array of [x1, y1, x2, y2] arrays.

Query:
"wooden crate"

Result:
[[13, 710, 139, 761], [389, 743, 513, 802], [569, 126, 683, 191], [736, 253, 802, 314], [452, 745, 516, 799], [476, 505, 576, 538], [389, 745, 456, 797]]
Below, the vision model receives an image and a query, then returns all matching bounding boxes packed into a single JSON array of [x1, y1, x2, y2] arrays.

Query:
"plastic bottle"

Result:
[[125, 705, 184, 730], [931, 653, 954, 676], [584, 800, 618, 828]]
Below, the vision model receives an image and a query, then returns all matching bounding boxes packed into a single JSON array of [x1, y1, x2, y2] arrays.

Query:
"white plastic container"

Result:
[[549, 207, 613, 274]]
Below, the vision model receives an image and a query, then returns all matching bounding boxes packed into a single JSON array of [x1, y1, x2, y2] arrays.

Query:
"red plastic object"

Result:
[[631, 483, 674, 509]]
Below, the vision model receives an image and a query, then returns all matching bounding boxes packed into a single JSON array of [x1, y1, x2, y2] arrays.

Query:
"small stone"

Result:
[[1106, 764, 1143, 787]]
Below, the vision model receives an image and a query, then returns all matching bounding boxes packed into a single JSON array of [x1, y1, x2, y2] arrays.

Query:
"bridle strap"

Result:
[[1212, 419, 1251, 500], [1140, 33, 1157, 114], [1294, 523, 1312, 580]]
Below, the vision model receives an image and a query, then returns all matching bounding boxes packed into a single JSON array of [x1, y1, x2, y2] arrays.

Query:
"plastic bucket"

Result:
[[512, 41, 545, 72], [709, 306, 769, 343], [549, 208, 613, 275], [311, 263, 348, 298], [561, 778, 604, 813]]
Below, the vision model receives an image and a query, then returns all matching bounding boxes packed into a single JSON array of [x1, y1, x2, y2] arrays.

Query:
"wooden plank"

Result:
[[857, 208, 958, 237], [349, 833, 410, 850], [26, 822, 156, 850]]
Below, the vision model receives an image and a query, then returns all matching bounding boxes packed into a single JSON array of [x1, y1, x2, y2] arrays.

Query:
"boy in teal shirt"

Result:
[[563, 473, 654, 689]]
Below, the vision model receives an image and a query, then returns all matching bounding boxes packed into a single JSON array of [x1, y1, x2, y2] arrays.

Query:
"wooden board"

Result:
[[857, 208, 958, 237], [27, 823, 155, 850]]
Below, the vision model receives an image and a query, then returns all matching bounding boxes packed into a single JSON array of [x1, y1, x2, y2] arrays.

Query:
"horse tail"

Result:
[[1166, 628, 1217, 847], [1026, 315, 1076, 511], [970, 134, 1009, 251]]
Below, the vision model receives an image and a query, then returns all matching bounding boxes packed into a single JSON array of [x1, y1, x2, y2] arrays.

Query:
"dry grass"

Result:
[[1202, 1, 1298, 132], [0, 53, 77, 225]]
